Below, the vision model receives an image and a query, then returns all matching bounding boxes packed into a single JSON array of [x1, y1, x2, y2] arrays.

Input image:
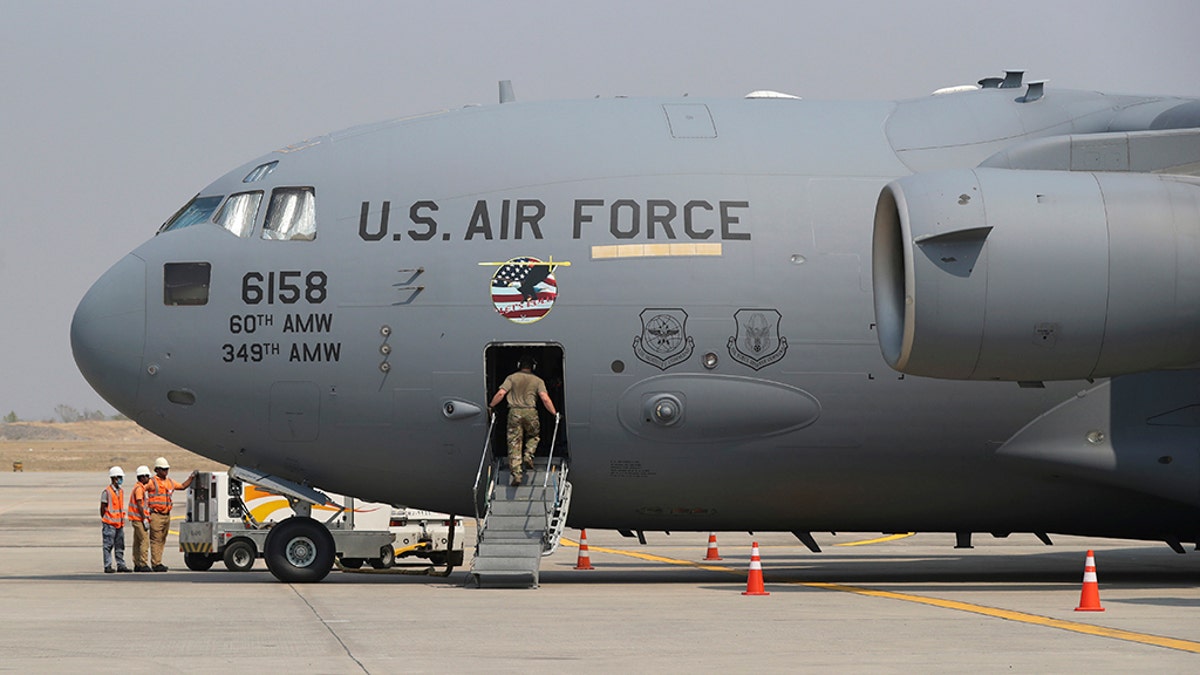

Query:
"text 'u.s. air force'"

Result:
[[358, 198, 751, 242]]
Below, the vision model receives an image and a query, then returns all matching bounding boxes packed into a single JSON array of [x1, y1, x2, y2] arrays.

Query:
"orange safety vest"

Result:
[[101, 485, 126, 527], [146, 475, 177, 514], [129, 482, 148, 521]]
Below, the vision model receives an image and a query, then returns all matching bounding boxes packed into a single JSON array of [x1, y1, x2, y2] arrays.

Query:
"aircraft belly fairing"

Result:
[[71, 78, 1200, 553]]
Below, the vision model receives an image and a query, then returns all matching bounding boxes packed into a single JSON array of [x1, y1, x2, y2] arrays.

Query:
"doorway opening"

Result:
[[485, 343, 567, 460]]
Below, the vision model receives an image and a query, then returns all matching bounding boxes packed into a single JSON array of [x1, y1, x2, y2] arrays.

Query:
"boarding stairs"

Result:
[[470, 414, 571, 588]]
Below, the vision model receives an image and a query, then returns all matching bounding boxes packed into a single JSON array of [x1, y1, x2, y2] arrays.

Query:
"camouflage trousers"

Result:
[[506, 408, 540, 479]]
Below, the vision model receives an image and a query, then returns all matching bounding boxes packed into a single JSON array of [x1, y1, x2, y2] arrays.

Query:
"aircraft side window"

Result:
[[163, 262, 211, 306], [213, 191, 263, 238], [262, 187, 317, 241], [158, 195, 224, 234]]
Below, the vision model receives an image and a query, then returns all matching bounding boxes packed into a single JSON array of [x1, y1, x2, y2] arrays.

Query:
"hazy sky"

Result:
[[2, 0, 1198, 420]]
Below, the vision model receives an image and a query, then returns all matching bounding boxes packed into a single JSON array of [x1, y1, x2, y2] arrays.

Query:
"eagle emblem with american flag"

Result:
[[486, 256, 562, 324]]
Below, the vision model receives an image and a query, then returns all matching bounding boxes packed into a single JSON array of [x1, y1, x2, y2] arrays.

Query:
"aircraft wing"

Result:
[[979, 127, 1200, 176]]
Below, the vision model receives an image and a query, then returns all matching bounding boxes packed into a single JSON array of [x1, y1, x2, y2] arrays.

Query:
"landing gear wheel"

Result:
[[184, 552, 215, 571], [370, 545, 396, 570], [222, 539, 257, 572], [264, 516, 335, 583], [340, 558, 364, 569]]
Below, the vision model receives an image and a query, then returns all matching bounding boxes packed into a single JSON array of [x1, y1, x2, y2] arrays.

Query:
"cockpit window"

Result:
[[243, 160, 278, 183], [262, 187, 317, 241], [213, 191, 263, 238], [159, 195, 223, 234]]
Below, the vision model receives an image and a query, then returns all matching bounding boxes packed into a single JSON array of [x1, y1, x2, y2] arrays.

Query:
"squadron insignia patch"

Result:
[[483, 257, 568, 324], [728, 309, 788, 370], [633, 308, 694, 370]]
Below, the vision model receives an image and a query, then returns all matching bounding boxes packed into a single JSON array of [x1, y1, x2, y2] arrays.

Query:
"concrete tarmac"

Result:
[[3, 472, 1200, 672]]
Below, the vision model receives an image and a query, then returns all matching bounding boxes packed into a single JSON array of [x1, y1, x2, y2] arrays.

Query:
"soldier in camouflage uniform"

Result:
[[489, 355, 558, 486]]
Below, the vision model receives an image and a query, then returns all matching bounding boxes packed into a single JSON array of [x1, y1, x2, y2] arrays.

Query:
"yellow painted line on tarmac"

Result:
[[561, 538, 732, 573], [834, 533, 915, 547], [805, 582, 1200, 654], [562, 538, 1200, 654]]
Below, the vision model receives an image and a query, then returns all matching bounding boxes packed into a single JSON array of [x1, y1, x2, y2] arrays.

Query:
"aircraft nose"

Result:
[[71, 254, 147, 415]]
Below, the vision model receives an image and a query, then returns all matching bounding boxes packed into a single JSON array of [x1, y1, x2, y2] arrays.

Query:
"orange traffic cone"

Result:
[[574, 529, 595, 570], [704, 532, 723, 561], [742, 541, 770, 595], [1074, 549, 1105, 612]]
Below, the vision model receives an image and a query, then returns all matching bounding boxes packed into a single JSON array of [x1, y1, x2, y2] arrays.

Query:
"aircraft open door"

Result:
[[485, 343, 567, 461]]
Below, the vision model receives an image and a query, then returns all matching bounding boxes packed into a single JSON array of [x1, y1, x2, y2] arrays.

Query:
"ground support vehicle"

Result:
[[180, 469, 394, 572], [387, 508, 465, 568]]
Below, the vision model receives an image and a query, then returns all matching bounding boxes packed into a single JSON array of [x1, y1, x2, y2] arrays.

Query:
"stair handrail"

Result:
[[542, 413, 567, 538], [472, 413, 498, 530], [542, 413, 562, 490]]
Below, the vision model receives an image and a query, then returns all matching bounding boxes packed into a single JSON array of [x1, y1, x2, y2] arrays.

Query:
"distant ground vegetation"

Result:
[[1, 421, 226, 473]]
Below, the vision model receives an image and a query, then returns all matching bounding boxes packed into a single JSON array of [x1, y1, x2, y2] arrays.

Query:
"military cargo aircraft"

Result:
[[71, 73, 1200, 584]]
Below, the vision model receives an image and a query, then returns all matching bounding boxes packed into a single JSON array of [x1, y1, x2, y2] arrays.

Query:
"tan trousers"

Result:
[[149, 512, 171, 566], [131, 520, 150, 567]]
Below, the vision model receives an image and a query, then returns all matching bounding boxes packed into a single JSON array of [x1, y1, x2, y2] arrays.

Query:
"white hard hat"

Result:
[[154, 457, 170, 469], [136, 465, 150, 477], [109, 466, 125, 478]]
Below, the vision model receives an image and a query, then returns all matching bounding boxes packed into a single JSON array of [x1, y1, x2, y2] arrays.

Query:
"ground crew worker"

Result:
[[488, 355, 558, 486], [128, 465, 152, 572], [145, 456, 196, 572], [100, 466, 130, 573]]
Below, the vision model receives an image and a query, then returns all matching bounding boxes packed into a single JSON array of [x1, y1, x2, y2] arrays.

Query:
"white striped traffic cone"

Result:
[[1074, 549, 1104, 611], [742, 541, 769, 596], [704, 532, 722, 561], [574, 529, 594, 570]]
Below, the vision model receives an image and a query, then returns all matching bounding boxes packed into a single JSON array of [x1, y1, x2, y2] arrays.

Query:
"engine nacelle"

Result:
[[873, 168, 1200, 381]]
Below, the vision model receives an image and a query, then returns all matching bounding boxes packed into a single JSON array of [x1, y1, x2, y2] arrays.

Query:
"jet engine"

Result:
[[873, 168, 1200, 381]]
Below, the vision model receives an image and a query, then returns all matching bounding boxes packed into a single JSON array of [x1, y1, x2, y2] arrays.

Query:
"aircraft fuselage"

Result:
[[72, 85, 1200, 543]]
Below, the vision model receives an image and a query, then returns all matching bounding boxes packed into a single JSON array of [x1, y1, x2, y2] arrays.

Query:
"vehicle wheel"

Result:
[[340, 557, 364, 569], [222, 539, 257, 572], [264, 516, 335, 583], [184, 552, 215, 571], [370, 545, 395, 570]]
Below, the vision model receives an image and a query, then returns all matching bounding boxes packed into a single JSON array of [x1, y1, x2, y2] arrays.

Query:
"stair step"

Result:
[[472, 558, 540, 574], [489, 500, 546, 517], [494, 484, 550, 501], [483, 512, 542, 528], [470, 570, 537, 589], [477, 541, 543, 559], [480, 532, 544, 545]]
